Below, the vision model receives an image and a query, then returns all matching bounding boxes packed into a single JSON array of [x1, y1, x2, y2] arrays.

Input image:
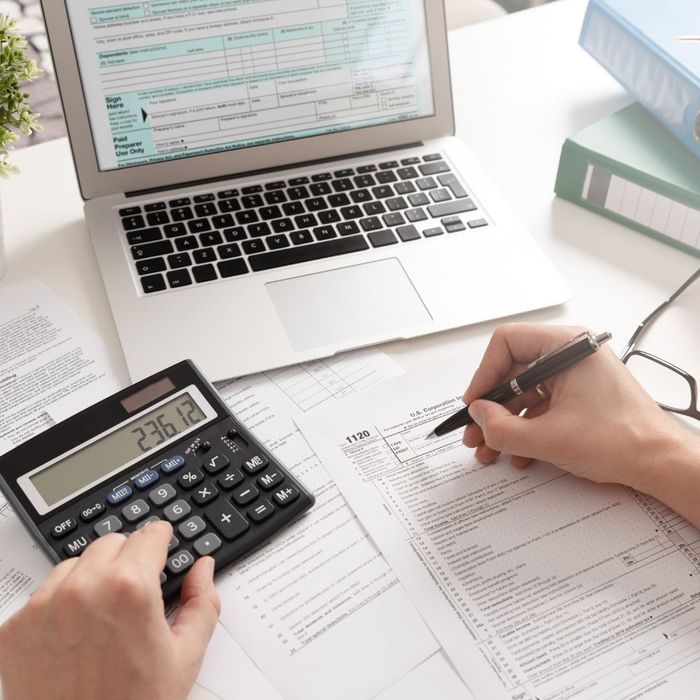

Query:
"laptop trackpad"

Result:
[[266, 258, 432, 351]]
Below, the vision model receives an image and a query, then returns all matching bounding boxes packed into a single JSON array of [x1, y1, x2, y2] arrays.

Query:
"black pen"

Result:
[[428, 331, 612, 438]]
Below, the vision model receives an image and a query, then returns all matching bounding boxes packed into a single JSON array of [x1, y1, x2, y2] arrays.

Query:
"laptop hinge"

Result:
[[124, 142, 424, 198]]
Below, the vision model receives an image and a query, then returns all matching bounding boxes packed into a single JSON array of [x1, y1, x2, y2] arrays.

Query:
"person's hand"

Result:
[[0, 521, 220, 700], [462, 323, 693, 495]]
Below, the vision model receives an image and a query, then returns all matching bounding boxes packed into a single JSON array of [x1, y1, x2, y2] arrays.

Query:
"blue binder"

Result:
[[580, 0, 700, 159]]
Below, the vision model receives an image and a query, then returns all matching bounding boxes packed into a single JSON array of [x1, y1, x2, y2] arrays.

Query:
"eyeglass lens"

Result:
[[625, 353, 694, 412]]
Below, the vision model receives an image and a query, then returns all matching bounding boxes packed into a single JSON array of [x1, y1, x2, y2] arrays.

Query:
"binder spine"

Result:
[[580, 0, 700, 159]]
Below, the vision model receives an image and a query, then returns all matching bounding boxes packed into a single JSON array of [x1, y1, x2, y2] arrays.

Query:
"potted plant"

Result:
[[0, 14, 42, 279]]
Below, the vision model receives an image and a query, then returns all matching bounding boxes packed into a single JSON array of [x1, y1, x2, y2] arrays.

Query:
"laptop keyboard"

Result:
[[119, 153, 489, 295]]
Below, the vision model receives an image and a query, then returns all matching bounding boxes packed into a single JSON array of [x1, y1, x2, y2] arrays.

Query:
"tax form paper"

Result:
[[298, 352, 700, 699]]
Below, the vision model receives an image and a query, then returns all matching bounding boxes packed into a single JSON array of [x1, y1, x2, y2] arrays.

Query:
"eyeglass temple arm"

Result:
[[621, 268, 700, 358]]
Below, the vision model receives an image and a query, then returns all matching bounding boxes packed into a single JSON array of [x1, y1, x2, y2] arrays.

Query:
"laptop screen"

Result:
[[65, 1, 435, 173]]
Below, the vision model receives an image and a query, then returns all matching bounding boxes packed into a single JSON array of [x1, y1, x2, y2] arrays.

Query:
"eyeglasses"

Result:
[[620, 268, 700, 421]]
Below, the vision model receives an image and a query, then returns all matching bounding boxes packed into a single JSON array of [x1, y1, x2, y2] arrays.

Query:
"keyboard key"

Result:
[[218, 469, 244, 490], [176, 236, 199, 252], [236, 210, 259, 225], [265, 180, 285, 190], [311, 172, 332, 182], [416, 177, 437, 191], [423, 227, 444, 237], [327, 193, 350, 208], [121, 215, 146, 231], [200, 231, 223, 247], [167, 550, 195, 575], [409, 192, 430, 206], [194, 533, 222, 557], [271, 218, 294, 233], [353, 174, 375, 188], [192, 484, 219, 507], [212, 214, 235, 229], [203, 454, 230, 475], [243, 239, 266, 254], [260, 205, 282, 220], [188, 218, 211, 234], [195, 203, 217, 217], [248, 222, 271, 237], [119, 206, 141, 216], [288, 177, 309, 186], [136, 258, 166, 275], [122, 499, 150, 524], [443, 216, 466, 233], [170, 197, 191, 207], [317, 210, 341, 224], [127, 227, 162, 245], [147, 211, 169, 226], [194, 193, 215, 203], [351, 189, 372, 203], [193, 248, 217, 264], [386, 197, 408, 211], [268, 234, 291, 249], [406, 208, 428, 222], [420, 161, 451, 176], [360, 217, 382, 232], [356, 164, 377, 173], [167, 269, 192, 288], [290, 230, 313, 245], [427, 199, 477, 218], [94, 515, 123, 537], [430, 188, 451, 203], [395, 181, 417, 195], [363, 201, 386, 215], [218, 189, 239, 199], [248, 235, 369, 272], [164, 223, 187, 238], [306, 196, 327, 211], [376, 171, 398, 184], [141, 274, 166, 294], [178, 468, 205, 490], [218, 198, 241, 213], [372, 185, 394, 199], [249, 500, 275, 523], [164, 499, 192, 523], [131, 240, 173, 260], [332, 178, 353, 192], [218, 259, 249, 277], [288, 186, 310, 200], [397, 225, 421, 242], [192, 264, 217, 283], [337, 221, 360, 236], [294, 214, 317, 229], [265, 190, 286, 205], [168, 252, 192, 269], [423, 153, 443, 161], [368, 229, 398, 247], [242, 194, 264, 208], [145, 202, 167, 212], [340, 205, 363, 220], [272, 485, 300, 507], [218, 243, 242, 259], [224, 227, 247, 242], [379, 160, 399, 169], [468, 218, 489, 229], [171, 207, 194, 222], [397, 167, 419, 180], [383, 212, 405, 227], [241, 185, 262, 194], [204, 502, 249, 541], [178, 516, 207, 540], [439, 173, 468, 198], [401, 157, 421, 165], [314, 226, 336, 241], [149, 483, 177, 506], [232, 484, 259, 506]]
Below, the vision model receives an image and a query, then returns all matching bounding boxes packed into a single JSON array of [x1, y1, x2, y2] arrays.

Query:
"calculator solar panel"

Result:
[[0, 360, 314, 601]]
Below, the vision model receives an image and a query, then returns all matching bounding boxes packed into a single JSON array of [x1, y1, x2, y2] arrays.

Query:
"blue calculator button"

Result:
[[107, 485, 132, 506], [160, 455, 185, 474], [134, 470, 160, 490]]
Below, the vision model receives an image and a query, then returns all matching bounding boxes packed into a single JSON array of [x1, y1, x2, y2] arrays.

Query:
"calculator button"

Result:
[[272, 485, 300, 507], [122, 499, 150, 523], [79, 502, 106, 523], [166, 550, 195, 575], [257, 470, 284, 491], [248, 500, 275, 523], [134, 470, 160, 490], [169, 535, 179, 553], [63, 534, 92, 557], [163, 499, 191, 523], [193, 533, 222, 557], [50, 518, 78, 540], [136, 516, 161, 530], [178, 516, 207, 541], [94, 515, 123, 537], [202, 453, 230, 475], [148, 483, 177, 506], [160, 455, 186, 474], [197, 441, 212, 454], [226, 428, 239, 440], [218, 469, 244, 491], [232, 484, 259, 506], [160, 572, 167, 586], [204, 502, 249, 541], [242, 454, 268, 475], [178, 468, 205, 490], [192, 484, 219, 506], [107, 485, 132, 506]]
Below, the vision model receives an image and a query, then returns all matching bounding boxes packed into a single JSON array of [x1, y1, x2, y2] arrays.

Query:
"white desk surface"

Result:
[[2, 0, 698, 697]]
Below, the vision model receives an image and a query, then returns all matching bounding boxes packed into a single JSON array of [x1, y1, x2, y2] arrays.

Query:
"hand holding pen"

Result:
[[442, 324, 691, 493]]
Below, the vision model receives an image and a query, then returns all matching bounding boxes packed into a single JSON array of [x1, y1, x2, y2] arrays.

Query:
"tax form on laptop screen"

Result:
[[65, 0, 435, 172]]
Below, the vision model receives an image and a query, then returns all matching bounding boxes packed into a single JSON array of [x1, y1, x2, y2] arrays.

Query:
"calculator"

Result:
[[0, 360, 314, 600]]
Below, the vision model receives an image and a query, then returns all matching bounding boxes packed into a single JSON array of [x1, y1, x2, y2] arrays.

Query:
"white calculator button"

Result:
[[121, 499, 150, 524], [163, 499, 191, 523], [94, 515, 123, 537]]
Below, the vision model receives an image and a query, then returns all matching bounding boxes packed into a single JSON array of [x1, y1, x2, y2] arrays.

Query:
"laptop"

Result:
[[42, 0, 569, 382]]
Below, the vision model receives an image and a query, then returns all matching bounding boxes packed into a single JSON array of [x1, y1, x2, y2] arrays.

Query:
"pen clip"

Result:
[[527, 331, 592, 369]]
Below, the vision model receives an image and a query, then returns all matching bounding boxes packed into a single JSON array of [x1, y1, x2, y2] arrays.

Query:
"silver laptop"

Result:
[[42, 0, 569, 382]]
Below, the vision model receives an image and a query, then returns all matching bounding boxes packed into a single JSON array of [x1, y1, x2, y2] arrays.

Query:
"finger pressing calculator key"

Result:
[[0, 360, 314, 602]]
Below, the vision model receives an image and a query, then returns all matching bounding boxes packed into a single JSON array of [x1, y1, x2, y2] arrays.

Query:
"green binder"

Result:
[[554, 104, 700, 258]]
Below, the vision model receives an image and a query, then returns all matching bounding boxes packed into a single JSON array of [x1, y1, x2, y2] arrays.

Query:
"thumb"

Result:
[[171, 557, 221, 665], [468, 400, 543, 458]]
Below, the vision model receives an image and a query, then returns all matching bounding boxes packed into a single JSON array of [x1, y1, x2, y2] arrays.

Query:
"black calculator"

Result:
[[0, 360, 314, 600]]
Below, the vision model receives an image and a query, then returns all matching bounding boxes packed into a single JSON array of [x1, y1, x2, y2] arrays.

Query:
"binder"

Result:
[[554, 104, 700, 258], [579, 0, 700, 159]]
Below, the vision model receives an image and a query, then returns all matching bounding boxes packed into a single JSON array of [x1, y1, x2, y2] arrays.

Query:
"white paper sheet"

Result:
[[300, 352, 700, 699], [0, 280, 126, 624], [210, 350, 439, 700]]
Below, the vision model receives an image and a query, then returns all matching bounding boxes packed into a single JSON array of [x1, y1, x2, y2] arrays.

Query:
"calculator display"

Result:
[[29, 393, 207, 508]]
